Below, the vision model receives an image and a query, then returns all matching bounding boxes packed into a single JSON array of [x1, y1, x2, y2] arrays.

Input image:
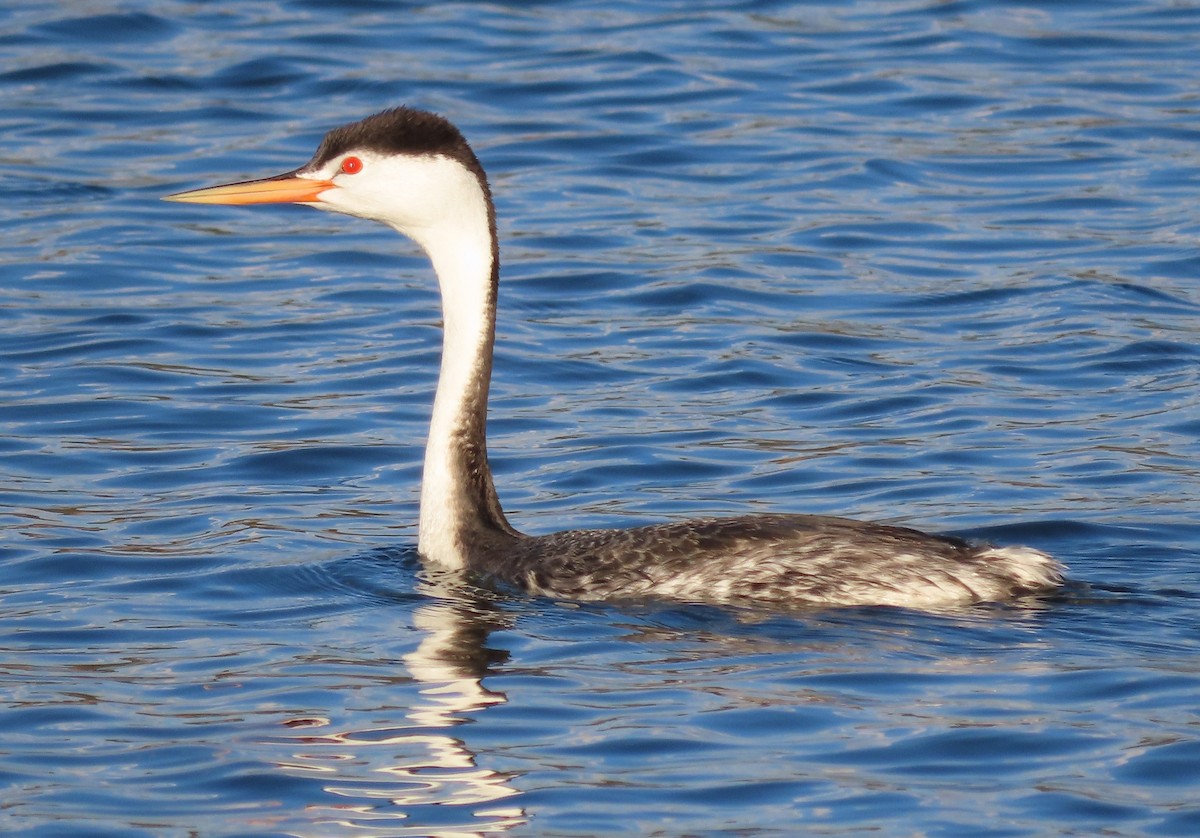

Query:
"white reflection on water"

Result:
[[271, 574, 526, 836]]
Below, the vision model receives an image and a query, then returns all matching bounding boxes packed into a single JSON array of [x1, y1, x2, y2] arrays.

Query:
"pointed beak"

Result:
[[164, 171, 334, 205]]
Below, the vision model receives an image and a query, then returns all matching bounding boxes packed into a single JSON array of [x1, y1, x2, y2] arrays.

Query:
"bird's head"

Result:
[[166, 107, 494, 249]]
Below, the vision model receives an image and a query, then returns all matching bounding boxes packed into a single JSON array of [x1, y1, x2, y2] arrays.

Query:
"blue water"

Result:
[[3, 0, 1200, 834]]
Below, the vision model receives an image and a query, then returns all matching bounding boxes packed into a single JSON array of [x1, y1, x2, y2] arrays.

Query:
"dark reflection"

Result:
[[271, 551, 527, 836]]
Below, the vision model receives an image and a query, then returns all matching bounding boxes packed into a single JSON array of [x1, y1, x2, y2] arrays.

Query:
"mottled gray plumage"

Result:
[[473, 514, 1062, 608]]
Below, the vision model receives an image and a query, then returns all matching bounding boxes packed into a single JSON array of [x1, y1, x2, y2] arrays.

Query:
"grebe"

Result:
[[167, 107, 1064, 609]]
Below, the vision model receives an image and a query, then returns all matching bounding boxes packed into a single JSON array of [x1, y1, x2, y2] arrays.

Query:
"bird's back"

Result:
[[474, 514, 1063, 608]]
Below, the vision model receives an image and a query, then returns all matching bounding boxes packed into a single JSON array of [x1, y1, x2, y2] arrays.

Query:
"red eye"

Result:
[[341, 156, 363, 174]]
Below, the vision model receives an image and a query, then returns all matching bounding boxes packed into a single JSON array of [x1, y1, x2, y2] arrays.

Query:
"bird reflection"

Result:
[[272, 563, 526, 836]]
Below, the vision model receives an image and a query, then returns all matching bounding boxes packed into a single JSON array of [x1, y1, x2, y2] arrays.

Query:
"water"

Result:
[[3, 0, 1199, 834]]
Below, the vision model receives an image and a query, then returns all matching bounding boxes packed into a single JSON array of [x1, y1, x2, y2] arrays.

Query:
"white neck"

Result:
[[417, 227, 501, 566], [382, 160, 516, 567], [311, 151, 519, 566]]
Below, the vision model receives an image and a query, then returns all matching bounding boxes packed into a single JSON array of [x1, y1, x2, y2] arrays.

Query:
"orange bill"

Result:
[[164, 173, 333, 205]]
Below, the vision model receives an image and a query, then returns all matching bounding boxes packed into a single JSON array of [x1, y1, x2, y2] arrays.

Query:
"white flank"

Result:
[[978, 546, 1065, 588]]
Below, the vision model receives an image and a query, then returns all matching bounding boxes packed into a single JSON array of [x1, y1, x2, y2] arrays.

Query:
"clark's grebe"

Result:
[[167, 107, 1064, 609]]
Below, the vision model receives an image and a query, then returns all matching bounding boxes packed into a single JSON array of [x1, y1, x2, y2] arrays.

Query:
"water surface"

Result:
[[2, 1, 1200, 835]]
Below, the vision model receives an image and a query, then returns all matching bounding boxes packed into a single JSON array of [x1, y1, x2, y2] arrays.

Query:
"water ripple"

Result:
[[2, 0, 1199, 835]]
